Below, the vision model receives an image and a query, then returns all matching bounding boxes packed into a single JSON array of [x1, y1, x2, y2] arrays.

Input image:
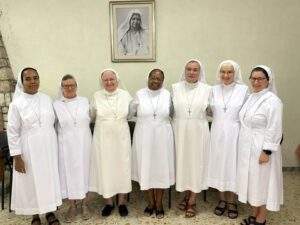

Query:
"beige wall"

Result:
[[0, 0, 299, 166]]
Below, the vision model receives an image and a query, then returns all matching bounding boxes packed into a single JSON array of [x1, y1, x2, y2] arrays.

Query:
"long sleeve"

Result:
[[262, 99, 283, 152], [7, 103, 22, 156]]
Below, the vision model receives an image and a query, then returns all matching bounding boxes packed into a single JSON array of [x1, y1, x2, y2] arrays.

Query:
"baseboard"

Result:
[[283, 167, 300, 171]]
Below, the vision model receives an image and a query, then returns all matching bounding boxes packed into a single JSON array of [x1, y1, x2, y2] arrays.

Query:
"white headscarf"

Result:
[[12, 71, 24, 100], [216, 60, 244, 84], [99, 68, 128, 92], [117, 9, 145, 43], [57, 74, 78, 101], [252, 65, 277, 95], [181, 59, 207, 83]]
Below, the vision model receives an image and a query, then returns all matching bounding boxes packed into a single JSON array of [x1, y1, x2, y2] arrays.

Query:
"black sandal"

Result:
[[31, 217, 41, 225], [241, 216, 256, 225], [118, 204, 128, 217], [156, 208, 164, 219], [144, 206, 155, 216], [214, 200, 227, 216], [101, 204, 115, 217], [227, 202, 238, 219], [45, 212, 60, 225]]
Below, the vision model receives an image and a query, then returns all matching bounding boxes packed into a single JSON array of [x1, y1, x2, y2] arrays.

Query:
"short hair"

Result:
[[61, 74, 77, 87], [250, 67, 269, 81], [20, 67, 38, 83], [148, 68, 165, 80]]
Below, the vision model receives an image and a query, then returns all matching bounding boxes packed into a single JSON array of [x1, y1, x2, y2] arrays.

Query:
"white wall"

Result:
[[0, 0, 299, 166]]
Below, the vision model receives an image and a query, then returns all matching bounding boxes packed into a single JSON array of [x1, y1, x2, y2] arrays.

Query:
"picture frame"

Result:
[[109, 0, 156, 62]]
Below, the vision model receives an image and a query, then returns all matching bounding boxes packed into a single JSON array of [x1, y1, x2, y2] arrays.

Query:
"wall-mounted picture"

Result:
[[110, 0, 156, 62]]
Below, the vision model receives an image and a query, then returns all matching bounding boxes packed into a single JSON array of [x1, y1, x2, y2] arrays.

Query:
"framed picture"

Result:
[[109, 0, 156, 62]]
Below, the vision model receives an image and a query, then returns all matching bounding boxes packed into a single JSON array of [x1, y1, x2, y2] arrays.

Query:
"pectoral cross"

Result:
[[223, 107, 227, 112], [188, 108, 192, 116]]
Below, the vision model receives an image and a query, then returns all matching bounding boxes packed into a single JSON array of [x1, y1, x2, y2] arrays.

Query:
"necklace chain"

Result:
[[147, 90, 161, 119], [184, 85, 199, 116], [63, 100, 79, 126], [221, 85, 235, 112]]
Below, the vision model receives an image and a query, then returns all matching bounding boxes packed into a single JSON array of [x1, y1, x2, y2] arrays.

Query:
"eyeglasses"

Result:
[[249, 77, 267, 82], [62, 84, 77, 89]]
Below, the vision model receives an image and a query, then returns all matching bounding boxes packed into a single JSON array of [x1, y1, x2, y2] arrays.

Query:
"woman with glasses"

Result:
[[237, 66, 283, 225], [53, 75, 92, 222]]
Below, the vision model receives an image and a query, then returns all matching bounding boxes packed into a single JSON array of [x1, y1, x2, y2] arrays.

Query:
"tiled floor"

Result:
[[0, 171, 299, 225]]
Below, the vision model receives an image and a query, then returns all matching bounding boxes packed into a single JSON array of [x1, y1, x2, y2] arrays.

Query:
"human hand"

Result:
[[14, 155, 26, 173], [259, 151, 270, 164]]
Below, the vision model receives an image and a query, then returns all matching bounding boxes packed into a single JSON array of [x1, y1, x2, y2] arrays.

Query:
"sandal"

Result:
[[64, 205, 77, 223], [81, 204, 90, 220], [156, 208, 164, 219], [144, 205, 155, 216], [178, 196, 188, 211], [118, 204, 128, 217], [46, 212, 60, 225], [31, 217, 41, 225], [185, 203, 197, 218], [214, 200, 227, 216], [227, 202, 238, 219], [241, 216, 256, 225], [101, 204, 115, 217]]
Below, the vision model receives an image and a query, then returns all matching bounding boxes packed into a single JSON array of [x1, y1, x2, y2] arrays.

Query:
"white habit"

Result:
[[7, 92, 62, 215], [53, 96, 92, 200], [89, 89, 132, 198], [237, 89, 283, 211], [172, 81, 211, 193], [207, 83, 248, 192], [131, 88, 175, 190]]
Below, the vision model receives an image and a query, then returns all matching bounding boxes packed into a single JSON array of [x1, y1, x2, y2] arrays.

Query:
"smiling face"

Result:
[[129, 13, 141, 30], [220, 63, 235, 85], [22, 69, 40, 94], [185, 61, 200, 83], [148, 69, 164, 90], [62, 78, 77, 99], [101, 71, 118, 92], [250, 70, 269, 92]]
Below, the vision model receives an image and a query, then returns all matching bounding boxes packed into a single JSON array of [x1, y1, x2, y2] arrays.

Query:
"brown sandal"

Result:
[[178, 196, 188, 211], [185, 204, 197, 218]]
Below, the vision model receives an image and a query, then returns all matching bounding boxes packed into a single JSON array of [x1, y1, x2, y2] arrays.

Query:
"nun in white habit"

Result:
[[237, 65, 283, 225], [130, 69, 175, 219], [207, 60, 248, 219], [7, 68, 61, 225], [172, 59, 211, 218], [53, 74, 92, 222], [89, 69, 132, 217]]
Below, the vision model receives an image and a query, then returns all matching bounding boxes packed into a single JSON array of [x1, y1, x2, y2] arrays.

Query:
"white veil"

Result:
[[216, 60, 244, 84], [253, 65, 277, 95], [117, 9, 145, 44], [180, 59, 207, 83]]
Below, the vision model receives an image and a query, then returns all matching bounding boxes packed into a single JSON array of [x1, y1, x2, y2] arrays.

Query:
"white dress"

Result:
[[131, 88, 175, 190], [89, 89, 132, 198], [172, 81, 211, 193], [53, 96, 92, 200], [7, 92, 62, 215], [237, 89, 283, 211], [207, 83, 248, 192]]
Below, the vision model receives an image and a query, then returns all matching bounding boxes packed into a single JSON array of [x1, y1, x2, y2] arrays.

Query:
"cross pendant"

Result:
[[188, 108, 192, 116], [153, 113, 157, 119], [223, 107, 227, 112]]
